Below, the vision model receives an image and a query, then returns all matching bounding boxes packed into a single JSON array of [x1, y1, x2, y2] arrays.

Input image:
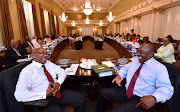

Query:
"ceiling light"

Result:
[[96, 9, 101, 11], [81, 0, 93, 15], [85, 16, 91, 24], [99, 20, 103, 26], [107, 12, 114, 22], [71, 21, 76, 27], [59, 12, 68, 22], [73, 8, 78, 11]]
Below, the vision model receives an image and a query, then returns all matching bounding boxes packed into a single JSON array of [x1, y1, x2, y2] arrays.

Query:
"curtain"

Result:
[[50, 12, 56, 35], [0, 22, 4, 46], [56, 16, 60, 34], [32, 4, 40, 37], [54, 15, 57, 34], [43, 10, 50, 36], [48, 12, 53, 36], [22, 0, 35, 39], [40, 8, 46, 38], [16, 0, 28, 42], [0, 0, 14, 46]]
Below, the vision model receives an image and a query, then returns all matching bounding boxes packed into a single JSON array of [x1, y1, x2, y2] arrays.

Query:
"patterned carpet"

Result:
[[58, 40, 120, 60]]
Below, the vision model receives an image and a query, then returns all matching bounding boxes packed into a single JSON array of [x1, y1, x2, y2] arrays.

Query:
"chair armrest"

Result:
[[22, 100, 49, 107]]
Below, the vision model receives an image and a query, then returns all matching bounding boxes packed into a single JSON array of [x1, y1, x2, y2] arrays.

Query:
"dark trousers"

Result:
[[37, 90, 86, 112], [96, 86, 158, 112]]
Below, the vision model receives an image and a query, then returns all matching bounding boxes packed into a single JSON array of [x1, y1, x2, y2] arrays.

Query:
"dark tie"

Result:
[[126, 63, 144, 98], [42, 65, 61, 98]]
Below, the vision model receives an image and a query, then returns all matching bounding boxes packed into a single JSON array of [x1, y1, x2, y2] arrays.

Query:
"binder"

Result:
[[91, 64, 113, 73]]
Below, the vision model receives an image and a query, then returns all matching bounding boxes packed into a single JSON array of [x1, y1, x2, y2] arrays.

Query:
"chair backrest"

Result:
[[164, 63, 180, 112], [0, 61, 31, 112], [178, 44, 180, 51]]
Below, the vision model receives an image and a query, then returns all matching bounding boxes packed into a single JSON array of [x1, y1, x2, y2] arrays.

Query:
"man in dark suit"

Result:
[[5, 39, 27, 65], [22, 37, 34, 54]]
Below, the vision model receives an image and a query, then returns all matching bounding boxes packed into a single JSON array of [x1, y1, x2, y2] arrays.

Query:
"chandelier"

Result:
[[81, 0, 94, 15], [85, 16, 91, 24], [59, 12, 68, 22], [99, 20, 103, 26], [71, 21, 76, 27], [107, 12, 114, 22]]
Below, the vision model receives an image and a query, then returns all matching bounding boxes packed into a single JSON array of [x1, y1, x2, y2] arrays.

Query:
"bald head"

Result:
[[10, 39, 19, 49], [31, 47, 48, 64], [137, 43, 155, 63]]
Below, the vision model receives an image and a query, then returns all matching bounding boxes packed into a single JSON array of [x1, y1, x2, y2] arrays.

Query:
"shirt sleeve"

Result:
[[152, 66, 174, 103], [14, 69, 46, 102], [118, 63, 131, 80], [55, 66, 67, 86], [156, 46, 174, 58]]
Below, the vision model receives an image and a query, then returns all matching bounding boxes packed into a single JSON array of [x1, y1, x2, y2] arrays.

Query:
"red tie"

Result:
[[126, 63, 144, 98], [42, 65, 61, 98]]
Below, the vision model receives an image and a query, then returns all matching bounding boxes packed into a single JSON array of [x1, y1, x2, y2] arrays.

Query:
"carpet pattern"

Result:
[[58, 40, 120, 60]]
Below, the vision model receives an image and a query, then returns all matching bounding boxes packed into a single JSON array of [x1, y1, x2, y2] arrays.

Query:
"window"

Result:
[[22, 0, 35, 38], [43, 10, 50, 36]]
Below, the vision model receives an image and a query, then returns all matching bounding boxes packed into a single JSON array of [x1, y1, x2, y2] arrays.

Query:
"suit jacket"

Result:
[[137, 39, 143, 44], [5, 47, 26, 65], [21, 41, 33, 54]]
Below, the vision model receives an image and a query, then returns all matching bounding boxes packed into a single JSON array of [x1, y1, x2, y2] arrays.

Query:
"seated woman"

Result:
[[155, 37, 176, 64]]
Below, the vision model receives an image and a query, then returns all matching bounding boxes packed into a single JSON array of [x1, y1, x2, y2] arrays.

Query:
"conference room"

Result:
[[0, 0, 180, 112]]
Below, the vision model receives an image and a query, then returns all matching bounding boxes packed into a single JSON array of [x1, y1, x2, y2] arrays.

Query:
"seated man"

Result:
[[14, 47, 86, 112], [154, 37, 176, 64], [96, 44, 173, 112], [5, 39, 27, 65], [22, 37, 34, 54]]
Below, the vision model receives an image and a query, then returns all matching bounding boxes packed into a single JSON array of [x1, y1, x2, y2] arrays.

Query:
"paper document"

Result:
[[65, 64, 79, 75], [102, 61, 115, 67], [98, 71, 113, 77]]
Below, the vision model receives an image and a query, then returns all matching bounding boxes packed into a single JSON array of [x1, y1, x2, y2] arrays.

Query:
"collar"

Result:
[[144, 57, 154, 65], [32, 60, 44, 68]]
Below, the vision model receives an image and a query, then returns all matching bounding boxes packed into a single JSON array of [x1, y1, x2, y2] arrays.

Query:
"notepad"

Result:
[[101, 61, 115, 67]]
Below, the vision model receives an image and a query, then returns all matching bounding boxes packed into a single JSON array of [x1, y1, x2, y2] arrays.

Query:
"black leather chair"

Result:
[[0, 61, 75, 112]]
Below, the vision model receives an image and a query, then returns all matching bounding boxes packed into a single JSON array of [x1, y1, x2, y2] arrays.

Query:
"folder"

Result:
[[91, 64, 113, 73]]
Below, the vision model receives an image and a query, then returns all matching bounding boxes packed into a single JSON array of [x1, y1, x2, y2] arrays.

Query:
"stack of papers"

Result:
[[65, 64, 79, 75], [101, 61, 115, 67], [91, 64, 113, 77]]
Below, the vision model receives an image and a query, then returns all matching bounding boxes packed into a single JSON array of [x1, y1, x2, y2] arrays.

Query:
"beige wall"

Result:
[[8, 0, 65, 42]]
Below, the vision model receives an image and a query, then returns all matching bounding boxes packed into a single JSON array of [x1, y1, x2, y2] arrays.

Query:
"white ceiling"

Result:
[[54, 0, 120, 13]]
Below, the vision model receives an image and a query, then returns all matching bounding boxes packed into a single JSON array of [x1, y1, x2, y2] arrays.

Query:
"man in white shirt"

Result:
[[14, 47, 86, 112], [31, 36, 41, 48]]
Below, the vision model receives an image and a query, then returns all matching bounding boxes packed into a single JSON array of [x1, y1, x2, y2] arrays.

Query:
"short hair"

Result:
[[131, 29, 134, 32], [132, 34, 136, 37], [137, 34, 141, 38]]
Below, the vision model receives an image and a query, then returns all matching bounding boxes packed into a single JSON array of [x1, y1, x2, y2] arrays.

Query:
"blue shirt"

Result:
[[118, 58, 174, 103]]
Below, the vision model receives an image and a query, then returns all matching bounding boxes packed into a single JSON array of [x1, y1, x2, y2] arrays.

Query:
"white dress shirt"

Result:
[[14, 60, 67, 102], [118, 58, 174, 103], [31, 39, 41, 48]]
